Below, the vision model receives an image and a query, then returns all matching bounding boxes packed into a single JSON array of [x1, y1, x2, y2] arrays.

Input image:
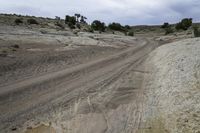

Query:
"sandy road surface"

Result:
[[0, 38, 158, 133]]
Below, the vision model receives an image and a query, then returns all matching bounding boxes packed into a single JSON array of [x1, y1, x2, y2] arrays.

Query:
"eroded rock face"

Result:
[[141, 38, 200, 133]]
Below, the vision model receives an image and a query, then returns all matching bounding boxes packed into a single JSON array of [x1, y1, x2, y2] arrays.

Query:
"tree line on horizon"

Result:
[[161, 18, 200, 37], [10, 12, 200, 37], [64, 14, 200, 37], [64, 13, 134, 36]]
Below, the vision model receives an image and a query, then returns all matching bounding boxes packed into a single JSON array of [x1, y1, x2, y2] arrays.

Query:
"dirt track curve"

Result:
[[0, 38, 159, 133]]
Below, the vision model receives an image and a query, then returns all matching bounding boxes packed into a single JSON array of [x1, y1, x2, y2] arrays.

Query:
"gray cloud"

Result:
[[0, 0, 199, 25]]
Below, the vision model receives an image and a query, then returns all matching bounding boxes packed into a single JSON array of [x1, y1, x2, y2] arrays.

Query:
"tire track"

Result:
[[0, 38, 157, 132]]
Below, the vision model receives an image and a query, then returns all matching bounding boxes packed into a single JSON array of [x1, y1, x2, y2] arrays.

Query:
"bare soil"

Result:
[[0, 24, 159, 133], [0, 18, 197, 133]]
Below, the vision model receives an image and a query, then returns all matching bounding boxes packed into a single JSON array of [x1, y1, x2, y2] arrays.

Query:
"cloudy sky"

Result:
[[0, 0, 200, 25]]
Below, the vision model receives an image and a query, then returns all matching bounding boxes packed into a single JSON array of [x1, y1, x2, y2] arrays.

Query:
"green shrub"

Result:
[[108, 22, 125, 31], [68, 23, 75, 29], [11, 44, 19, 48], [161, 22, 169, 28], [125, 25, 131, 30], [87, 27, 94, 33], [128, 31, 134, 36], [91, 20, 106, 32], [175, 22, 182, 30], [15, 18, 23, 25], [165, 27, 174, 35], [74, 14, 81, 22], [74, 14, 87, 24], [175, 18, 192, 30], [193, 26, 200, 37], [27, 18, 39, 24], [65, 15, 76, 29], [76, 23, 81, 29], [55, 22, 65, 29], [65, 15, 76, 25], [80, 16, 87, 24]]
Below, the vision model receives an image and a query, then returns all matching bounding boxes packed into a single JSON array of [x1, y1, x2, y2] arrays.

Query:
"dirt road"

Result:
[[0, 37, 158, 133]]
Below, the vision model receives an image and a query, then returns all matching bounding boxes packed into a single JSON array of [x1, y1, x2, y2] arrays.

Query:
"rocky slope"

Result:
[[141, 38, 200, 133]]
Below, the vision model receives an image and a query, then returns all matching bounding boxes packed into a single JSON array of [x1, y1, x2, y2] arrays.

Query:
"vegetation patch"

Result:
[[11, 44, 19, 49], [127, 31, 134, 36], [27, 18, 39, 25], [165, 27, 174, 35], [108, 22, 125, 32], [14, 18, 23, 25], [91, 20, 106, 32], [55, 22, 65, 29], [175, 18, 192, 31], [193, 26, 200, 37]]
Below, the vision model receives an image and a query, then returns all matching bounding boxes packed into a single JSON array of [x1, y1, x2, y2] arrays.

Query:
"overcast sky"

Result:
[[0, 0, 200, 25]]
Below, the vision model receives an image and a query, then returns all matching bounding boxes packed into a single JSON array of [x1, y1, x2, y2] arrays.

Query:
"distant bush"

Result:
[[193, 26, 200, 37], [175, 22, 182, 30], [27, 18, 39, 25], [55, 16, 61, 20], [125, 25, 131, 30], [87, 27, 94, 33], [76, 23, 81, 29], [161, 22, 169, 28], [65, 15, 76, 25], [68, 23, 75, 29], [55, 22, 65, 29], [15, 18, 23, 25], [165, 27, 174, 35], [108, 22, 125, 31], [65, 15, 76, 29], [11, 44, 19, 48], [80, 16, 87, 24], [175, 18, 192, 30], [91, 20, 106, 32], [128, 31, 134, 36]]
